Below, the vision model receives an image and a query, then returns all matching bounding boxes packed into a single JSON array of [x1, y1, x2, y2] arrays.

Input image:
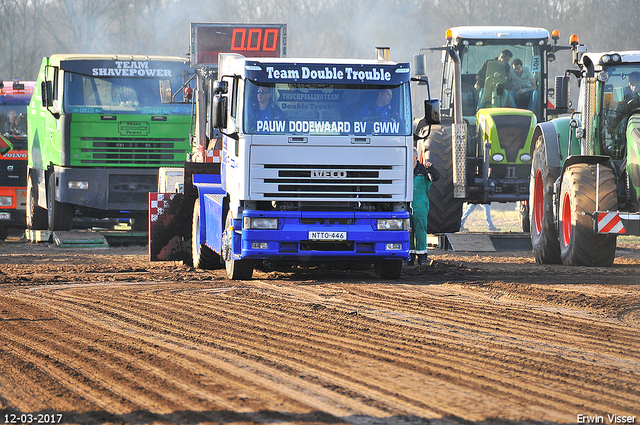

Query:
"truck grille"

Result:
[[0, 160, 27, 187], [250, 145, 408, 201], [79, 138, 187, 166], [258, 164, 398, 199]]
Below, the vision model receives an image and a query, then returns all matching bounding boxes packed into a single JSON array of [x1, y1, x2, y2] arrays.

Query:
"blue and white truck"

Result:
[[149, 23, 438, 279]]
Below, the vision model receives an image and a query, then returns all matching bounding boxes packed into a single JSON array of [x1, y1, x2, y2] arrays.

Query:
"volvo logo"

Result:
[[7, 165, 13, 172], [312, 170, 347, 179]]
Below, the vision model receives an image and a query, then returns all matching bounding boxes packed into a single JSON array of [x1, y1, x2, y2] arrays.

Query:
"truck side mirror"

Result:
[[554, 76, 570, 110], [41, 80, 53, 107], [213, 80, 228, 95], [424, 99, 441, 125], [159, 80, 172, 103], [211, 95, 227, 129], [412, 54, 427, 77]]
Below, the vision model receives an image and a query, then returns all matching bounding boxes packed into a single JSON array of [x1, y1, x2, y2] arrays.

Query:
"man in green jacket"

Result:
[[409, 147, 440, 266]]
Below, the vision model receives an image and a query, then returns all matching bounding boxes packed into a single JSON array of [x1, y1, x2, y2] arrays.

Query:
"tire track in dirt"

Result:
[[3, 285, 438, 424], [6, 280, 639, 422]]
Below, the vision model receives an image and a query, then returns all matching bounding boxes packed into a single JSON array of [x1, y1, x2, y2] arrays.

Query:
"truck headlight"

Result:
[[377, 218, 410, 230], [0, 196, 13, 207], [68, 180, 89, 190], [492, 153, 505, 162], [244, 217, 278, 229], [0, 212, 10, 220]]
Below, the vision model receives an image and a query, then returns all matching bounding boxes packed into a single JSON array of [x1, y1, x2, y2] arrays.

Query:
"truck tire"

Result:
[[530, 136, 561, 264], [420, 123, 463, 233], [559, 163, 617, 266], [191, 198, 221, 269], [374, 259, 403, 279], [518, 200, 530, 233], [27, 175, 48, 230], [222, 212, 253, 280], [47, 172, 74, 231]]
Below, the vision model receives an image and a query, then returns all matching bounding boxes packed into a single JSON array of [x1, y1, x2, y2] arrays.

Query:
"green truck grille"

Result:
[[79, 137, 188, 166]]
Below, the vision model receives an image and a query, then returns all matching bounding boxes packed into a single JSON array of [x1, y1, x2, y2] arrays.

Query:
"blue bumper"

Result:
[[234, 210, 409, 262]]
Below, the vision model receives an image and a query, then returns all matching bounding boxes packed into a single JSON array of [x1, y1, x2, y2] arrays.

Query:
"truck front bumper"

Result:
[[236, 210, 410, 262]]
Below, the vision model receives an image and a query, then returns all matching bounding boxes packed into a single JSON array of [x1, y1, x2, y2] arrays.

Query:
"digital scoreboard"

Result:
[[190, 23, 287, 67]]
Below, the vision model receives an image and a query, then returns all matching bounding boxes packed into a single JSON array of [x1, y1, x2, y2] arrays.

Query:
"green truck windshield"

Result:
[[243, 81, 412, 136], [63, 73, 192, 115]]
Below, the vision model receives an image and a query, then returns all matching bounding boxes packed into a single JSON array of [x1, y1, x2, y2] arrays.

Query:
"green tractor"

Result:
[[531, 49, 640, 266], [413, 26, 575, 233]]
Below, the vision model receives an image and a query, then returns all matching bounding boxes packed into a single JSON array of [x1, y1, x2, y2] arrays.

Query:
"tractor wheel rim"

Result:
[[534, 169, 543, 234], [562, 192, 572, 247]]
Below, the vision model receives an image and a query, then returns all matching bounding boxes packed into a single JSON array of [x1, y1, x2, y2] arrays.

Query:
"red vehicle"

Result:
[[0, 80, 34, 240]]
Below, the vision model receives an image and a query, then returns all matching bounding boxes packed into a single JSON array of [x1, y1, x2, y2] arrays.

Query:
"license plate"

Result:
[[308, 231, 347, 241]]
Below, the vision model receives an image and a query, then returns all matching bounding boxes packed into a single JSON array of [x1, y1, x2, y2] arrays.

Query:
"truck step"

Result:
[[52, 231, 109, 248], [437, 232, 532, 252]]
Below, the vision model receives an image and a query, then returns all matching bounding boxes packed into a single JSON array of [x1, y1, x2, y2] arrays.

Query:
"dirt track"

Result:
[[1, 239, 639, 425]]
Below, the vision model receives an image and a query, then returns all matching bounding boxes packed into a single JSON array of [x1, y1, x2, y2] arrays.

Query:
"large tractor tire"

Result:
[[47, 172, 74, 231], [222, 212, 254, 280], [420, 123, 463, 233], [191, 198, 222, 269], [530, 136, 561, 264], [27, 175, 47, 230], [559, 163, 617, 266]]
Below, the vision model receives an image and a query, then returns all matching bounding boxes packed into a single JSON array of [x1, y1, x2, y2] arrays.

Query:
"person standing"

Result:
[[408, 148, 440, 266], [460, 203, 499, 232]]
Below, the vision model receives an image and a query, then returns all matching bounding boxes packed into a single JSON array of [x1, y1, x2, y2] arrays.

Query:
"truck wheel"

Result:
[[530, 136, 561, 264], [559, 163, 617, 266], [222, 212, 253, 280], [420, 123, 464, 233], [191, 198, 221, 269], [47, 172, 74, 231], [518, 201, 530, 233], [27, 175, 47, 230], [374, 259, 403, 279]]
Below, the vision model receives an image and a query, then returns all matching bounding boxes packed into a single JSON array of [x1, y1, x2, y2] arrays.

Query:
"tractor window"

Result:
[[600, 65, 640, 159], [457, 42, 543, 118]]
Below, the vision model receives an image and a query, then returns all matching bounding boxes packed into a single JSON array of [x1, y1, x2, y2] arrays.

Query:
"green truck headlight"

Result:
[[0, 196, 13, 207], [68, 181, 89, 190], [244, 217, 278, 229]]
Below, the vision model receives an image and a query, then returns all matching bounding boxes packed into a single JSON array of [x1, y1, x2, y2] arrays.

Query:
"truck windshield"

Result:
[[0, 104, 28, 150], [600, 64, 640, 159], [63, 73, 192, 115], [243, 80, 412, 136]]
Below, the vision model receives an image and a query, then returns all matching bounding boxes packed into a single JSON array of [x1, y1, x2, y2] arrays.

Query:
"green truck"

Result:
[[27, 54, 194, 231]]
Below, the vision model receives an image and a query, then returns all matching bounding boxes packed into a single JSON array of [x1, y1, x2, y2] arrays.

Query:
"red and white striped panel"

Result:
[[149, 193, 177, 222], [205, 149, 221, 163], [597, 212, 625, 234]]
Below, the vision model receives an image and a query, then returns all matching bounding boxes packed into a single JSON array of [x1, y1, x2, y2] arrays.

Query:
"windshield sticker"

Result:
[[93, 62, 173, 77]]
